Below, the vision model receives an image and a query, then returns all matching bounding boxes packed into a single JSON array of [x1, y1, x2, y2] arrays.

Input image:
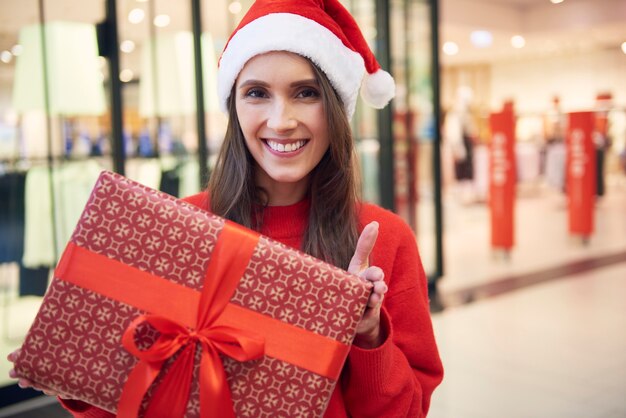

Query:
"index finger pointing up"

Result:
[[347, 221, 379, 275]]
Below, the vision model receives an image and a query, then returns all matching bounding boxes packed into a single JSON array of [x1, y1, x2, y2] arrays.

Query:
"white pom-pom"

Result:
[[360, 69, 396, 109]]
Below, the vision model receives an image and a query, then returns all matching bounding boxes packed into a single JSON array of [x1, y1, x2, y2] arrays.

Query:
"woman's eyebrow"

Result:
[[290, 79, 318, 87], [238, 79, 319, 89], [238, 79, 270, 89]]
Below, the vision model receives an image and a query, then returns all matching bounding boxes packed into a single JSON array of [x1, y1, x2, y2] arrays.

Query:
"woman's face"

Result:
[[235, 51, 329, 203]]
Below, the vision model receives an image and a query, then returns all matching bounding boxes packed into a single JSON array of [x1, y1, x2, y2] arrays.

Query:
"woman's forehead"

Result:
[[237, 51, 316, 83]]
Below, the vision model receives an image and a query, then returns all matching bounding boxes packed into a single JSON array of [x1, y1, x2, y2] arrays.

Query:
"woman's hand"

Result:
[[7, 350, 66, 397], [347, 221, 388, 349]]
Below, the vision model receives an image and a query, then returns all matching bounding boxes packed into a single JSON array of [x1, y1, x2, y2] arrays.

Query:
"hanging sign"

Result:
[[489, 107, 516, 250], [566, 112, 596, 237]]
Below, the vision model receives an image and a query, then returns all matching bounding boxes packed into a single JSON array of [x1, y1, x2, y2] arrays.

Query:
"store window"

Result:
[[116, 0, 202, 196], [392, 0, 438, 276], [201, 0, 253, 158], [352, 0, 439, 277], [0, 0, 107, 399], [348, 0, 382, 204]]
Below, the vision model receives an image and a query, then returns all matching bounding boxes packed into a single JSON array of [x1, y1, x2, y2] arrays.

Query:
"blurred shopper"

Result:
[[444, 86, 477, 203]]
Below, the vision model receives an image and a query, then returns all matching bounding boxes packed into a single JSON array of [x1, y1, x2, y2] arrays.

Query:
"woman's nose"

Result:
[[266, 100, 297, 132]]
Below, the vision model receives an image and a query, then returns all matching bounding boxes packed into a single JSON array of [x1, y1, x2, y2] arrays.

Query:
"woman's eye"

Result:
[[297, 88, 320, 99], [245, 88, 267, 98]]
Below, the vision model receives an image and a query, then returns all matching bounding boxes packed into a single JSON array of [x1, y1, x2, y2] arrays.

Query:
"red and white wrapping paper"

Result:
[[15, 171, 371, 418]]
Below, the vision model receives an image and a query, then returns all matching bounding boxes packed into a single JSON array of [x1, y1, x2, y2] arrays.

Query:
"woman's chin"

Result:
[[267, 174, 307, 184]]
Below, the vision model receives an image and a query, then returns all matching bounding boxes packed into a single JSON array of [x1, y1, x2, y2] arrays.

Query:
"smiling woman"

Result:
[[8, 0, 443, 417]]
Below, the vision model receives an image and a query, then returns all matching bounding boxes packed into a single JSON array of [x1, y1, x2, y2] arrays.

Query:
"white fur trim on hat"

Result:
[[360, 69, 395, 109], [218, 13, 366, 119]]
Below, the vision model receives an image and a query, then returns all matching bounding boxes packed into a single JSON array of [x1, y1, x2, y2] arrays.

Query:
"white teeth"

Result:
[[266, 140, 306, 153]]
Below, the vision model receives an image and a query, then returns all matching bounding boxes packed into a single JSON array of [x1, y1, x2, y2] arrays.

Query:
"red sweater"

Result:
[[61, 194, 443, 417]]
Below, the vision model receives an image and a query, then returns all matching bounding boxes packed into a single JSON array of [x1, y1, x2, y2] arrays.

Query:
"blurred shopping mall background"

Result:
[[0, 0, 624, 416]]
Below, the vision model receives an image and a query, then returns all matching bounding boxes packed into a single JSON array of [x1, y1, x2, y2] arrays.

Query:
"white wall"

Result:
[[490, 48, 626, 114]]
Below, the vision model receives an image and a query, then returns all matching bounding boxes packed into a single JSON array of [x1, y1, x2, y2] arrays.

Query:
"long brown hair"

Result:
[[208, 56, 359, 269]]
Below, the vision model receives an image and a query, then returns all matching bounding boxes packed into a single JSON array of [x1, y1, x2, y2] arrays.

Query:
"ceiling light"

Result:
[[470, 30, 493, 48], [11, 44, 23, 56], [128, 8, 145, 24], [120, 40, 135, 53], [0, 50, 12, 64], [120, 69, 134, 83], [154, 14, 171, 28], [550, 0, 564, 4], [511, 35, 526, 49], [443, 42, 459, 56], [228, 1, 242, 14], [622, 41, 626, 54]]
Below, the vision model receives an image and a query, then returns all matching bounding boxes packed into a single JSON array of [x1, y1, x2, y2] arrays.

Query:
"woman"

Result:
[[9, 0, 443, 416]]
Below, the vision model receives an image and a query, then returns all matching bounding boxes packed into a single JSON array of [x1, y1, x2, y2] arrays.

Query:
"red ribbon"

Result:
[[116, 221, 264, 418], [56, 242, 350, 381]]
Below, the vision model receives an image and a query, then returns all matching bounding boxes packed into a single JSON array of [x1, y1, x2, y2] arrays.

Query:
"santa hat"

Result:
[[217, 0, 395, 119]]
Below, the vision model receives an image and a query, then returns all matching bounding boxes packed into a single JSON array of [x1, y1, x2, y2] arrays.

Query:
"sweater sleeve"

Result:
[[341, 212, 443, 417]]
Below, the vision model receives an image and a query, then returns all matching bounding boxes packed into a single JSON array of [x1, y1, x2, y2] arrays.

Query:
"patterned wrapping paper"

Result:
[[15, 171, 371, 417]]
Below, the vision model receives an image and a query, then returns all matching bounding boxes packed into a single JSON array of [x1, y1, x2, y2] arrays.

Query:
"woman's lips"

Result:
[[263, 138, 309, 156]]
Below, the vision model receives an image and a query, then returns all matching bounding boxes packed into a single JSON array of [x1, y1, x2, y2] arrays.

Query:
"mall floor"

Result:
[[0, 176, 625, 418], [428, 174, 626, 418]]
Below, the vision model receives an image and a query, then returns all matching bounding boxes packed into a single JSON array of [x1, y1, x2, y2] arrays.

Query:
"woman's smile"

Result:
[[263, 138, 310, 155]]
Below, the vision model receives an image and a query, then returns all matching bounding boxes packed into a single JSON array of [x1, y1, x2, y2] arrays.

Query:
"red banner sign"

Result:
[[489, 108, 516, 249], [566, 112, 596, 237]]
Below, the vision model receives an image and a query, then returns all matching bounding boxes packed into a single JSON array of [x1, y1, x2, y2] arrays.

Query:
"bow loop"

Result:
[[122, 314, 194, 363]]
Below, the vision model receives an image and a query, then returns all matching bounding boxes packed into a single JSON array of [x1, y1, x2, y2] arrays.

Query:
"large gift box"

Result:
[[15, 171, 371, 417]]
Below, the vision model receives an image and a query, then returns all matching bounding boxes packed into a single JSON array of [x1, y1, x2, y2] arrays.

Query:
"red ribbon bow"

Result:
[[116, 222, 265, 418]]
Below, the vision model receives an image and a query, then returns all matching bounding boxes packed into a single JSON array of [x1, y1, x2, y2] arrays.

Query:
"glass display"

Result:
[[0, 0, 107, 392]]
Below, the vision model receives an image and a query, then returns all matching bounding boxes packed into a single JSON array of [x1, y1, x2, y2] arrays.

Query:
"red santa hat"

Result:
[[217, 0, 395, 119]]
